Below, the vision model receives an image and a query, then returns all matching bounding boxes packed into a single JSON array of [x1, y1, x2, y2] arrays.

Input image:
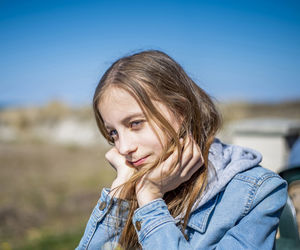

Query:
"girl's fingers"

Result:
[[162, 136, 196, 179], [160, 146, 180, 176], [154, 137, 185, 177], [178, 136, 193, 168], [105, 148, 118, 170], [180, 135, 197, 167], [181, 154, 203, 181], [168, 136, 193, 175], [142, 136, 204, 196], [150, 136, 203, 189], [180, 137, 203, 180], [105, 147, 135, 177]]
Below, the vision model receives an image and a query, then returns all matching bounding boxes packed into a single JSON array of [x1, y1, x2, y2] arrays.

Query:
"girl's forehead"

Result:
[[98, 87, 144, 124], [98, 85, 179, 128], [99, 86, 139, 107]]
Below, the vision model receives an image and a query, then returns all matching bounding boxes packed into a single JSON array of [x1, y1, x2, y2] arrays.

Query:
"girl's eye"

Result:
[[130, 120, 144, 128], [108, 129, 118, 139]]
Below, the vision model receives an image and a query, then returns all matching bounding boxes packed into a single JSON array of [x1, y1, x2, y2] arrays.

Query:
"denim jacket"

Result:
[[76, 139, 287, 249]]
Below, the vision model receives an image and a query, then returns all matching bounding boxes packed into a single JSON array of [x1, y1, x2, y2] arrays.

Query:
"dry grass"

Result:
[[0, 142, 114, 249]]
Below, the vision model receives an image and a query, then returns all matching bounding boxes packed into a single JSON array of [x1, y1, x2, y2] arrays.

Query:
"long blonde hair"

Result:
[[93, 50, 221, 249]]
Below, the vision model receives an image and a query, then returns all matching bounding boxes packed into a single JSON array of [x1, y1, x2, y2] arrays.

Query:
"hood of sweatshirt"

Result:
[[191, 138, 262, 211]]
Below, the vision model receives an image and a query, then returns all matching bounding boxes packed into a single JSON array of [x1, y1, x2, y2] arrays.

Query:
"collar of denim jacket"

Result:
[[175, 138, 262, 221], [196, 138, 262, 210]]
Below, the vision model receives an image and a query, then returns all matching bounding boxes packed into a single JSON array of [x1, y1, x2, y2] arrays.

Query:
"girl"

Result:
[[77, 50, 287, 249]]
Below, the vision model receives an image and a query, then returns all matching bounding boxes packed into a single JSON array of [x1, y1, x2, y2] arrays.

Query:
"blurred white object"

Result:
[[34, 118, 107, 147], [231, 118, 300, 173], [0, 124, 17, 142]]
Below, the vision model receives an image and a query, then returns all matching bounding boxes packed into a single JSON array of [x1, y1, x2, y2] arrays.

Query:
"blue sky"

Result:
[[0, 0, 299, 106]]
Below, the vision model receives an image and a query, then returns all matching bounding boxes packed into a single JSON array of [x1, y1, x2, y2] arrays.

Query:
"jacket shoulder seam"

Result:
[[241, 174, 283, 216], [233, 169, 280, 186]]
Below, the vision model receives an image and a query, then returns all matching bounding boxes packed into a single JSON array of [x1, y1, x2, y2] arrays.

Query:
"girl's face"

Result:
[[98, 86, 180, 168]]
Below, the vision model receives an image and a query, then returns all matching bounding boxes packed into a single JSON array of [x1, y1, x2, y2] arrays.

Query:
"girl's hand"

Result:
[[105, 147, 136, 198], [136, 137, 204, 207]]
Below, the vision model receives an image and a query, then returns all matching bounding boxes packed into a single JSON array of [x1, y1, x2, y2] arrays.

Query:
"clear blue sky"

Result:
[[0, 0, 299, 106]]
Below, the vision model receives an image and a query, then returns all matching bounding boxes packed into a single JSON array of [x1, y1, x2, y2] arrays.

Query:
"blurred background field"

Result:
[[0, 102, 113, 249], [0, 100, 300, 249]]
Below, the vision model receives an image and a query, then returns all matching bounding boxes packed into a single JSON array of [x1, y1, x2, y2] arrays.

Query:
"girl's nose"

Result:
[[117, 135, 137, 156]]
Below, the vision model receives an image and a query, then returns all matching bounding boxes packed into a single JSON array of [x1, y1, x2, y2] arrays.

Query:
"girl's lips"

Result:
[[130, 156, 149, 167]]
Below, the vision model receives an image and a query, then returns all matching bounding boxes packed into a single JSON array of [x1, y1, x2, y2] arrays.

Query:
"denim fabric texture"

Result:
[[76, 139, 287, 250]]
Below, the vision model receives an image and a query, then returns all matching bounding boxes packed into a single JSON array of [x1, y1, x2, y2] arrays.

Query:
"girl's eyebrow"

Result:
[[122, 112, 145, 124], [105, 112, 145, 129]]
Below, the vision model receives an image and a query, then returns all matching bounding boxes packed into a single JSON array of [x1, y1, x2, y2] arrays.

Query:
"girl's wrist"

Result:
[[110, 179, 129, 199], [136, 189, 163, 207]]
